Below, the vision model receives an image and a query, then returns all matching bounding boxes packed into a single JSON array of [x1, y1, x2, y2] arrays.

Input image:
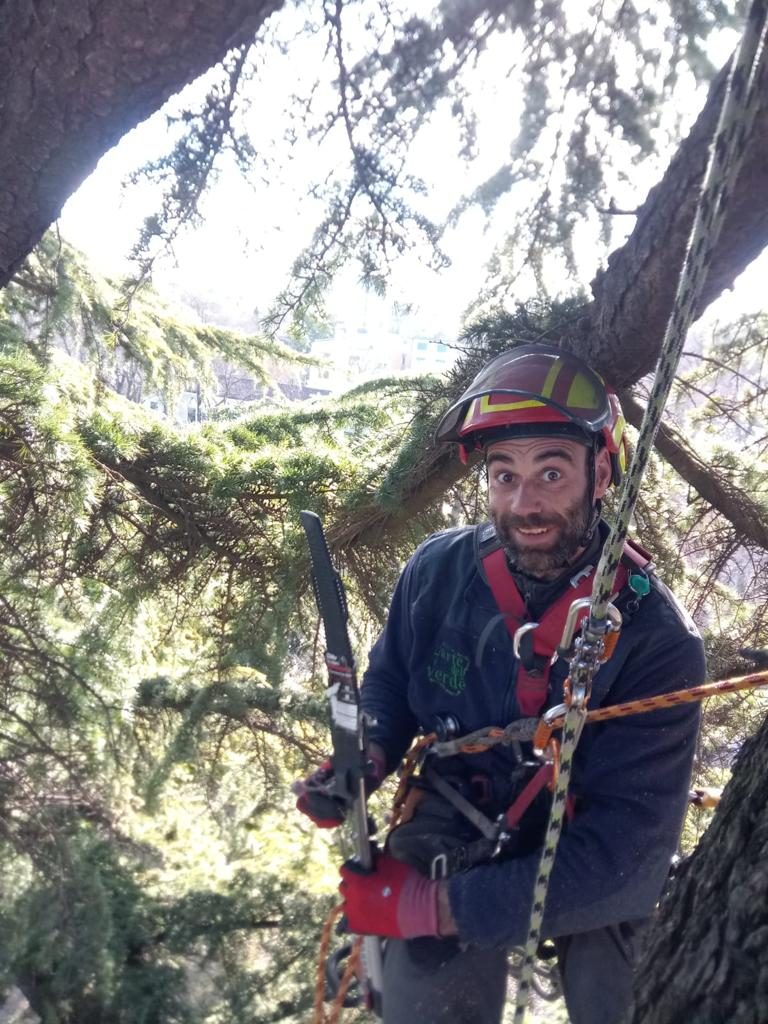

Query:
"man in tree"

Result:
[[296, 343, 705, 1024]]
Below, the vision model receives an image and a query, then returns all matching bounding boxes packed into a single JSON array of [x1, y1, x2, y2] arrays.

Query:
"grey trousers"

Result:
[[381, 922, 645, 1024]]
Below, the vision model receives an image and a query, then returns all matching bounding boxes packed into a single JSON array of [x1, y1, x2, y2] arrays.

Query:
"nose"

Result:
[[508, 478, 541, 517]]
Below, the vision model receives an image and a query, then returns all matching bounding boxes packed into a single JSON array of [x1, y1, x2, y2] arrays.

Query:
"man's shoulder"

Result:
[[613, 526, 700, 643], [416, 524, 477, 555], [409, 525, 479, 577], [646, 574, 701, 640]]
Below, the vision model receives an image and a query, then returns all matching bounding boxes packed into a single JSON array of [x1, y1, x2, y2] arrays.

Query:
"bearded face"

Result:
[[485, 436, 603, 579], [490, 496, 592, 577]]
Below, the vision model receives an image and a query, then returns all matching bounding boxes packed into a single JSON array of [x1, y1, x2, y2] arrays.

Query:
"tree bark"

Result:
[[0, 0, 284, 288], [629, 711, 768, 1024], [580, 59, 768, 385]]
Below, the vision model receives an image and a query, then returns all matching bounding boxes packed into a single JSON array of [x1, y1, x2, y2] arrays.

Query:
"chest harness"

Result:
[[475, 522, 653, 716], [397, 523, 653, 880]]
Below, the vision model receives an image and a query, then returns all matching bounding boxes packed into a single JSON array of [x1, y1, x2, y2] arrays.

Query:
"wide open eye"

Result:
[[543, 469, 562, 482], [495, 470, 515, 485]]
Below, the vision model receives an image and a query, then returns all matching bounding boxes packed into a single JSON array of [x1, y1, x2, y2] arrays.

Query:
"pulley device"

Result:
[[300, 510, 383, 1017]]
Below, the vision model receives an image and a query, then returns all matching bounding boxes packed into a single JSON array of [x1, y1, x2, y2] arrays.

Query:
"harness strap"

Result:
[[421, 765, 498, 841], [425, 760, 573, 880], [503, 762, 554, 829], [478, 524, 651, 715]]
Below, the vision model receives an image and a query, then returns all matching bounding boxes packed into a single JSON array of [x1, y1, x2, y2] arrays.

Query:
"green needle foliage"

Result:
[[2, 233, 314, 409], [0, 247, 441, 1019], [124, 0, 742, 335]]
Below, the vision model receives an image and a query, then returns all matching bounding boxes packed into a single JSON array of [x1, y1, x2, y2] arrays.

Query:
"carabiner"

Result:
[[554, 598, 592, 661], [513, 621, 539, 659]]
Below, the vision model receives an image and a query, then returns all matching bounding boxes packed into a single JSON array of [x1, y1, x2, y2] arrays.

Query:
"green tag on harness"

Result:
[[629, 573, 651, 598]]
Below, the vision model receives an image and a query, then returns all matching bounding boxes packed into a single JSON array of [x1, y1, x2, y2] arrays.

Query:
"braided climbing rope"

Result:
[[513, 5, 768, 1020]]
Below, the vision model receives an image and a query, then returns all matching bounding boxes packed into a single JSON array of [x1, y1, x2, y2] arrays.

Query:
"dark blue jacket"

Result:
[[360, 523, 706, 947]]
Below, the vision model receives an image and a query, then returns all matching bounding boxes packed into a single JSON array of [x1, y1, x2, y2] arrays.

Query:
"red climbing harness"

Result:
[[479, 523, 652, 714]]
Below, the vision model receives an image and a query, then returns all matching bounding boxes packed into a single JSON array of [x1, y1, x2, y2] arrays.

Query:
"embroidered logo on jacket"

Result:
[[427, 643, 469, 695]]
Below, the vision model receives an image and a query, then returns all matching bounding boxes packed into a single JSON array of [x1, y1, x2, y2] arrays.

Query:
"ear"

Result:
[[593, 447, 612, 500]]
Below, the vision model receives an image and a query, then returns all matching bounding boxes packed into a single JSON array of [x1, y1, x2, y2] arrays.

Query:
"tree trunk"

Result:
[[629, 711, 768, 1024], [0, 0, 284, 288], [580, 58, 768, 385]]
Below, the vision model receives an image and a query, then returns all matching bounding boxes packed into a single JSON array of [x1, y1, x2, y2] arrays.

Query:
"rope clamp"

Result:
[[553, 599, 623, 666], [542, 702, 567, 728], [567, 602, 623, 706]]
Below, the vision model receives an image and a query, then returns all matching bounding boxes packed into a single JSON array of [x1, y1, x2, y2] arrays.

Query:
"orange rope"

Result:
[[389, 732, 436, 829], [534, 668, 768, 749], [315, 903, 345, 1023], [314, 903, 364, 1024], [460, 726, 507, 754], [327, 939, 362, 1024]]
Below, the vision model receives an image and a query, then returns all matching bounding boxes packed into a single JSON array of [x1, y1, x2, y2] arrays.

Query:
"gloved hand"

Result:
[[339, 852, 441, 939], [293, 759, 345, 828], [293, 750, 386, 829]]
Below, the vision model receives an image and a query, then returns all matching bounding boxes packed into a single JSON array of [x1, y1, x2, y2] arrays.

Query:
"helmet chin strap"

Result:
[[581, 500, 601, 547], [576, 441, 601, 552]]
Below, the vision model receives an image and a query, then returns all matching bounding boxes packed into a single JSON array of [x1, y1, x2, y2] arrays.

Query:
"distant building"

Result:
[[140, 310, 457, 422], [305, 321, 456, 394]]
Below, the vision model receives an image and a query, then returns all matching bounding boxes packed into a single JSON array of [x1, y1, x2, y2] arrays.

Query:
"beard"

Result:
[[491, 497, 593, 578]]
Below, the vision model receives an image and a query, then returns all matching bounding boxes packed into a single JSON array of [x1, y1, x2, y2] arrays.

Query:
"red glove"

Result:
[[293, 751, 386, 829], [339, 852, 440, 939]]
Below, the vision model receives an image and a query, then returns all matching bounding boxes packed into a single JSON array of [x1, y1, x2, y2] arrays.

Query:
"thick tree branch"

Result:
[[0, 0, 284, 288], [580, 59, 768, 384], [334, 55, 768, 552], [326, 446, 474, 550], [629, 710, 768, 1022], [331, 385, 768, 557]]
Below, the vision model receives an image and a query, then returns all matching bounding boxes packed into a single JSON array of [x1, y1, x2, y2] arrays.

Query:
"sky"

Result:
[[58, 3, 765, 344], [58, 4, 520, 335]]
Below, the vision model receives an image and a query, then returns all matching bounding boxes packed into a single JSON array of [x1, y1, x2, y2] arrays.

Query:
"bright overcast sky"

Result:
[[59, 6, 764, 340]]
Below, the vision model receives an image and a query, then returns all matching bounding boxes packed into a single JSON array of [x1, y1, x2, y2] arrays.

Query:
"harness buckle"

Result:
[[430, 853, 449, 880], [492, 819, 512, 859]]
